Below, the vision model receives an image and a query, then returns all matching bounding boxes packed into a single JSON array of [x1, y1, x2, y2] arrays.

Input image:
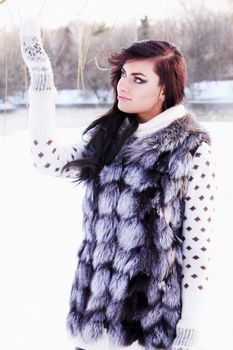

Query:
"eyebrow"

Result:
[[121, 67, 147, 77]]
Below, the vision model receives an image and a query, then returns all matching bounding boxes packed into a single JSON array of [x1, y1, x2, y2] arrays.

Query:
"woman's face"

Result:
[[117, 59, 164, 123]]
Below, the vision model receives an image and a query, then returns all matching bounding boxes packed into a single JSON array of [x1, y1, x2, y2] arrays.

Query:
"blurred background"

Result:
[[0, 0, 233, 126], [0, 1, 232, 350]]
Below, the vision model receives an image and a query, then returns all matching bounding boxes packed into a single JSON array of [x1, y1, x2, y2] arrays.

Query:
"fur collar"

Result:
[[123, 113, 210, 166]]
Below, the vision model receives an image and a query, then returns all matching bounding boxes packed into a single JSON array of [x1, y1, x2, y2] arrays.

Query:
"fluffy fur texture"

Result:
[[66, 113, 210, 349]]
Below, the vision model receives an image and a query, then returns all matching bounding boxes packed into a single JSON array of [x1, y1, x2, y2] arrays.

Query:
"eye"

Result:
[[134, 77, 146, 84]]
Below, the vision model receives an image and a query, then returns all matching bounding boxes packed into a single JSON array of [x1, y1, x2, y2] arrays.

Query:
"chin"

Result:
[[118, 103, 135, 114]]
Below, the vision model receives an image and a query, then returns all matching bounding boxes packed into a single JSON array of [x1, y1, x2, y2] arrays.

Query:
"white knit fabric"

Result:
[[134, 104, 186, 137]]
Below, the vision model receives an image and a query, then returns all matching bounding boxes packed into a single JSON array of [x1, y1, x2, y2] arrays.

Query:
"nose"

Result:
[[117, 77, 129, 93]]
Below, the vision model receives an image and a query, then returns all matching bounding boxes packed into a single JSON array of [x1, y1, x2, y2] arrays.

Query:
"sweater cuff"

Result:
[[171, 320, 202, 350], [172, 329, 198, 349], [29, 70, 55, 92], [176, 319, 201, 330]]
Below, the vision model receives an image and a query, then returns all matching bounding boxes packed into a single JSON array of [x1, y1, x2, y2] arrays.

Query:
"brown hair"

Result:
[[109, 40, 186, 111], [63, 40, 186, 181]]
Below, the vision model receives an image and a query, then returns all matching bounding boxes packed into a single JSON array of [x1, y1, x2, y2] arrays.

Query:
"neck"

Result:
[[136, 106, 163, 123]]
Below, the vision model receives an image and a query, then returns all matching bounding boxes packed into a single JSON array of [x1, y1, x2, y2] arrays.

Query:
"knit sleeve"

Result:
[[172, 141, 217, 349], [20, 18, 92, 179], [28, 90, 91, 178]]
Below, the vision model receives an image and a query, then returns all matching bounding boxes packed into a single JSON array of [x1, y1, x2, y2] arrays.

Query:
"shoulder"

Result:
[[192, 141, 213, 163], [189, 141, 216, 185], [182, 111, 211, 145]]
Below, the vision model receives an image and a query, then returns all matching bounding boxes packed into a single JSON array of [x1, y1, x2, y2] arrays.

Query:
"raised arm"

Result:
[[172, 141, 216, 350], [20, 18, 89, 178]]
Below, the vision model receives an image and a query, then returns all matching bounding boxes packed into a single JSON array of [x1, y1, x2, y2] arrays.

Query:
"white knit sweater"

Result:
[[28, 91, 216, 350]]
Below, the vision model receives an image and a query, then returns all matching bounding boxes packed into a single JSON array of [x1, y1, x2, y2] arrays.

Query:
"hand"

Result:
[[20, 18, 52, 71], [20, 18, 54, 91]]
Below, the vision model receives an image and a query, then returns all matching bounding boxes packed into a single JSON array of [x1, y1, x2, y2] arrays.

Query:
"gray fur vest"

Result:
[[66, 113, 210, 349]]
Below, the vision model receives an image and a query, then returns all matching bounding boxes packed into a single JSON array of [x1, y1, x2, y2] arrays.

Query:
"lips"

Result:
[[118, 95, 131, 100]]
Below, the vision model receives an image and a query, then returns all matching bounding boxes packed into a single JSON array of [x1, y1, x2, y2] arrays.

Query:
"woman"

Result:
[[20, 19, 215, 350]]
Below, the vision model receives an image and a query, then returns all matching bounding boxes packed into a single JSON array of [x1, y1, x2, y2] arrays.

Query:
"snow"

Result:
[[0, 119, 232, 350], [7, 89, 113, 108], [186, 80, 233, 103], [55, 89, 113, 106], [0, 100, 17, 112], [7, 80, 233, 109]]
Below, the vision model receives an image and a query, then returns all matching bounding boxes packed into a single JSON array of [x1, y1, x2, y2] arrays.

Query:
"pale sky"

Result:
[[1, 0, 231, 29]]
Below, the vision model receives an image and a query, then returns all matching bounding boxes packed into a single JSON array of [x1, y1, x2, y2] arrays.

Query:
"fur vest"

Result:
[[66, 113, 210, 350]]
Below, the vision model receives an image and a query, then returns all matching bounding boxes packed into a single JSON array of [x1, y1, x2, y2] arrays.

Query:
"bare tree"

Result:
[[43, 24, 78, 89], [1, 6, 233, 99]]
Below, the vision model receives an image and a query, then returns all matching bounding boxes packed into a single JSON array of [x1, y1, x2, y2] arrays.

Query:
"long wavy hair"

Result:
[[62, 40, 186, 182]]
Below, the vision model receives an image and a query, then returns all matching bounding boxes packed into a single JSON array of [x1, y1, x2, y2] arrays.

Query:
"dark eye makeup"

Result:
[[120, 68, 147, 84]]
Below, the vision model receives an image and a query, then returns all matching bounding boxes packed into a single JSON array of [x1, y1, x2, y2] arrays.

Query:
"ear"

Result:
[[159, 86, 165, 101]]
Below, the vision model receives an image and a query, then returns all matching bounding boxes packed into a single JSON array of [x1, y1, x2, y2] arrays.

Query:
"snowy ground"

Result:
[[0, 111, 232, 350]]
